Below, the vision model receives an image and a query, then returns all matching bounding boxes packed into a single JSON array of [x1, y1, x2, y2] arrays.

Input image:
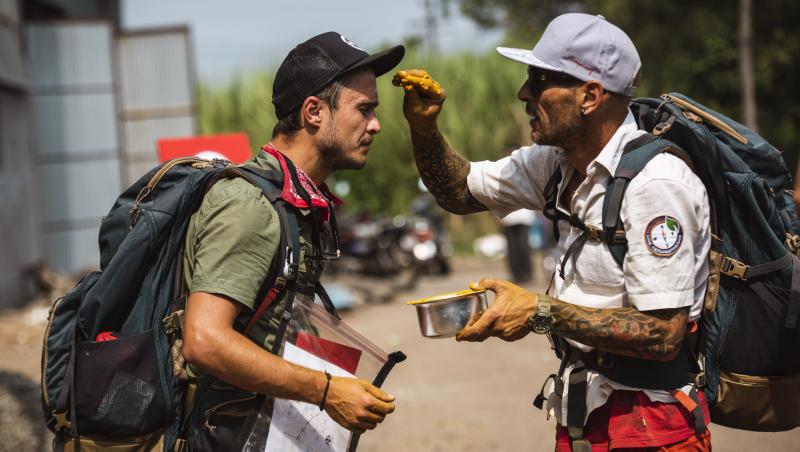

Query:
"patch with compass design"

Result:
[[644, 215, 683, 257]]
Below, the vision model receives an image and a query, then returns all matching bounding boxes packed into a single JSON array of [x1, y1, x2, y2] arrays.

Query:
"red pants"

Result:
[[555, 390, 711, 451]]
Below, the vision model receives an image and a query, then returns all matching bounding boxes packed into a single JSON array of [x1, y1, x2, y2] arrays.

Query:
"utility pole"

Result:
[[423, 0, 439, 55], [738, 0, 758, 130]]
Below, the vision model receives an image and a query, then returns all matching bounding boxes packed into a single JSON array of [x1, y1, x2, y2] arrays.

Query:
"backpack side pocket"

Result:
[[74, 329, 169, 435]]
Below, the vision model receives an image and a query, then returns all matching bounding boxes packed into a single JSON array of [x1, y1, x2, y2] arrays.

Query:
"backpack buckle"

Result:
[[585, 224, 603, 242], [52, 410, 71, 432], [653, 122, 671, 136], [720, 257, 749, 280], [653, 114, 677, 137], [283, 246, 299, 280], [284, 262, 298, 280], [785, 234, 800, 255], [162, 310, 184, 337]]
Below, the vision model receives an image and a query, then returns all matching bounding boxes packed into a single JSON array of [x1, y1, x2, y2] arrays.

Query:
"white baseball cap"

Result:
[[497, 13, 641, 96]]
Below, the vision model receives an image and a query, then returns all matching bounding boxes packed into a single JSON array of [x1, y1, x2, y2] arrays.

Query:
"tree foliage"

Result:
[[196, 50, 529, 249], [454, 0, 800, 169], [197, 50, 525, 214], [197, 1, 799, 249]]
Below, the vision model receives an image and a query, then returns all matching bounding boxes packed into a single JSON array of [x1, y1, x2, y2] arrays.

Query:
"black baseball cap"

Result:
[[272, 32, 405, 119]]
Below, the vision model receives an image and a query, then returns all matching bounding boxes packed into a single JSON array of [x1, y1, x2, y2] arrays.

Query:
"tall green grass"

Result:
[[197, 49, 534, 251]]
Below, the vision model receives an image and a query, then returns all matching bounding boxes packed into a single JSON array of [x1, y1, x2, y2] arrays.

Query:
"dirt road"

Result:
[[333, 258, 800, 452], [0, 257, 797, 451]]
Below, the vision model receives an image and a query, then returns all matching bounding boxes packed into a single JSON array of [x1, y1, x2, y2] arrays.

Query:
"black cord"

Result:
[[281, 153, 341, 260], [282, 154, 326, 258], [319, 370, 332, 411]]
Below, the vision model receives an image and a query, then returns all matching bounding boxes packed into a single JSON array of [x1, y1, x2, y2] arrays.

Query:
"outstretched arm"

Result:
[[410, 128, 486, 214], [395, 69, 486, 214], [456, 279, 687, 361]]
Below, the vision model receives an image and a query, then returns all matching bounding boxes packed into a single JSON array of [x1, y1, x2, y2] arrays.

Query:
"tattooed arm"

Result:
[[410, 129, 486, 214], [550, 301, 688, 361], [397, 71, 487, 215], [457, 278, 688, 361]]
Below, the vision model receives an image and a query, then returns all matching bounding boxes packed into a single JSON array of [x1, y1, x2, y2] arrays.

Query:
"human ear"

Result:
[[579, 82, 604, 116], [301, 96, 324, 127]]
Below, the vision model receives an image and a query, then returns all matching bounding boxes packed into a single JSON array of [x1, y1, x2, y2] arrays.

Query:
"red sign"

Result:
[[156, 133, 253, 164], [295, 331, 362, 375]]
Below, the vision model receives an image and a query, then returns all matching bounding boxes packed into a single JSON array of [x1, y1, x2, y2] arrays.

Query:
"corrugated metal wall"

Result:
[[0, 0, 40, 309], [26, 22, 122, 273], [0, 0, 24, 88], [117, 28, 196, 185]]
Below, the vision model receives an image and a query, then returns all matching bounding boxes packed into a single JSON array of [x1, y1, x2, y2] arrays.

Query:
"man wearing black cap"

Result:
[[397, 13, 711, 452], [180, 32, 404, 444]]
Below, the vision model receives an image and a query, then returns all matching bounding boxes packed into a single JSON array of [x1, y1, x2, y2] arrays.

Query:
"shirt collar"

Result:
[[589, 109, 645, 177]]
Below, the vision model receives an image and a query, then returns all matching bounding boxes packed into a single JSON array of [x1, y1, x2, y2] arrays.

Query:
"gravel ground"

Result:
[[333, 258, 800, 452], [0, 257, 797, 451]]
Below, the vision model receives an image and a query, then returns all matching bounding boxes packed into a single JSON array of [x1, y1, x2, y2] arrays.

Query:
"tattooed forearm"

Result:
[[550, 300, 688, 361], [410, 129, 487, 214]]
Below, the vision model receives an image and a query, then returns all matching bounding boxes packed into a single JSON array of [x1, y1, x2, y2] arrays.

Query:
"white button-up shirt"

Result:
[[466, 111, 710, 424]]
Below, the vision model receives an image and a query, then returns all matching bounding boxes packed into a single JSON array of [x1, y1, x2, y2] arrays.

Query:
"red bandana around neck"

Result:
[[261, 143, 343, 222]]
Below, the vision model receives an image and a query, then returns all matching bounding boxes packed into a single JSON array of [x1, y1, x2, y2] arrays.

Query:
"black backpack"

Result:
[[543, 93, 800, 432], [40, 157, 325, 449]]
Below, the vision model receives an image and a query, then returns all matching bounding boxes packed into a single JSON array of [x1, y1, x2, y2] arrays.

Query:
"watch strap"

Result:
[[537, 293, 551, 316]]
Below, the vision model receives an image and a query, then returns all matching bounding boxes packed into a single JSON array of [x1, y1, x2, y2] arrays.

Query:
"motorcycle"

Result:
[[398, 195, 452, 289], [327, 197, 452, 292], [328, 213, 410, 278]]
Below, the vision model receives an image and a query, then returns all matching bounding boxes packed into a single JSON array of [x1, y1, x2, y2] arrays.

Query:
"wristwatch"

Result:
[[527, 293, 554, 335]]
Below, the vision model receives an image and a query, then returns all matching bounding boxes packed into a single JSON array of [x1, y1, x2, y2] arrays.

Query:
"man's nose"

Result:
[[517, 80, 532, 102], [368, 114, 381, 135]]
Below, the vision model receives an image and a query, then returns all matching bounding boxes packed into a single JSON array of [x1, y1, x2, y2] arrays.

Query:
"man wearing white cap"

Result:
[[396, 13, 711, 451]]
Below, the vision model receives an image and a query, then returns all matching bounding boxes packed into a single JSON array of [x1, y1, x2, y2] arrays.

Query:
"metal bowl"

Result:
[[407, 289, 488, 338]]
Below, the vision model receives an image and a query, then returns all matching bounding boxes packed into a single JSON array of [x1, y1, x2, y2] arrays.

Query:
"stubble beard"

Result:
[[533, 108, 584, 151], [318, 117, 367, 171]]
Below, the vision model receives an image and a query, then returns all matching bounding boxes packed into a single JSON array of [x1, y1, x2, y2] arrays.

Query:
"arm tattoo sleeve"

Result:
[[550, 299, 689, 361], [410, 129, 487, 214]]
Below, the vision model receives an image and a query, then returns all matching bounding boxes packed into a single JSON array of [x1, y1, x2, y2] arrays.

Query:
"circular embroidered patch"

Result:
[[644, 216, 683, 257]]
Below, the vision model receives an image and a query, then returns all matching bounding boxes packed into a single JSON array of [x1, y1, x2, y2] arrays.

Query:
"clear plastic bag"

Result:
[[241, 294, 404, 452]]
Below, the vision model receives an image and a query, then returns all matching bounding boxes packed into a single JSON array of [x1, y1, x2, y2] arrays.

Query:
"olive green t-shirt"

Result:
[[183, 151, 325, 355]]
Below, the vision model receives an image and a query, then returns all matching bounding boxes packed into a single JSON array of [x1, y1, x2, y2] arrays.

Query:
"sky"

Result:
[[121, 0, 504, 85]]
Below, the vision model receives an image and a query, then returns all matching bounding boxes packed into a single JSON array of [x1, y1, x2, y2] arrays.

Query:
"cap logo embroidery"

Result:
[[566, 57, 594, 76], [340, 34, 364, 51], [644, 215, 683, 257]]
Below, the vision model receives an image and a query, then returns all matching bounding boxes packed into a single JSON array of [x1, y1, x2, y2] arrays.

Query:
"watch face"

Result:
[[531, 315, 552, 334]]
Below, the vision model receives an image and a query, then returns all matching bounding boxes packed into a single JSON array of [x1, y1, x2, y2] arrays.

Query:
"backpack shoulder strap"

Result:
[[236, 166, 285, 202], [542, 166, 566, 242], [602, 133, 688, 267], [237, 165, 341, 326], [234, 166, 303, 336]]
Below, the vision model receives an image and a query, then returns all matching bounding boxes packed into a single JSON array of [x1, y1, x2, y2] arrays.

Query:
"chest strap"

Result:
[[557, 216, 606, 279], [543, 134, 661, 277], [574, 343, 697, 390], [533, 335, 705, 449]]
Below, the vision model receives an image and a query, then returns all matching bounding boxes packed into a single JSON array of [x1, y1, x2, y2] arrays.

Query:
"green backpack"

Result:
[[40, 158, 330, 449], [542, 93, 800, 433]]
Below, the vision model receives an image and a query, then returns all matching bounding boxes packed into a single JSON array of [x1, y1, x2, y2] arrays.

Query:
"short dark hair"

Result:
[[272, 71, 358, 138]]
